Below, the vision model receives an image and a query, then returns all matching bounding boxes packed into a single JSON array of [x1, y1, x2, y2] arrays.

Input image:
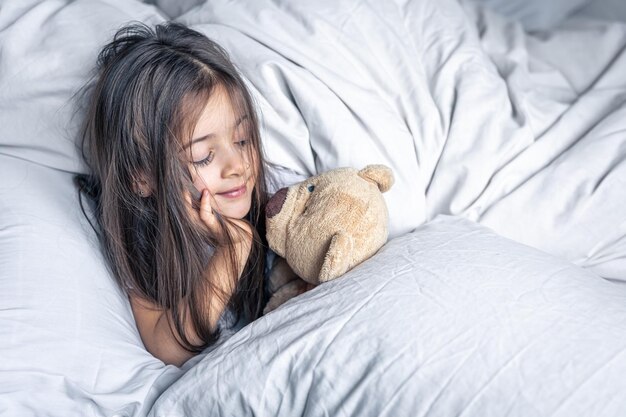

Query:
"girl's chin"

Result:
[[213, 194, 252, 220], [218, 205, 251, 220], [224, 212, 247, 220]]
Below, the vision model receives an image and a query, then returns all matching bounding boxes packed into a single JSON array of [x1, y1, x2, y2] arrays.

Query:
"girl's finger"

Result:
[[184, 190, 200, 220], [199, 189, 219, 231]]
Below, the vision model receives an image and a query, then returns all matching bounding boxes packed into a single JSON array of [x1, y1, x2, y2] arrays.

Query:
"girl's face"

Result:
[[186, 85, 257, 220]]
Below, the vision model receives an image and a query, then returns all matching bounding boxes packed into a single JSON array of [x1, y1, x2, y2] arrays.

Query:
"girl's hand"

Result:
[[191, 189, 253, 244], [198, 189, 220, 233], [186, 187, 252, 280]]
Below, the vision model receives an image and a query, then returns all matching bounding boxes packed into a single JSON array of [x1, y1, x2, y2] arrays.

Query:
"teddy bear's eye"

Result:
[[307, 184, 315, 192]]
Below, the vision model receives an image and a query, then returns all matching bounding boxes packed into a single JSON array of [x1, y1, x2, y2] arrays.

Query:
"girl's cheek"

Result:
[[192, 168, 214, 192]]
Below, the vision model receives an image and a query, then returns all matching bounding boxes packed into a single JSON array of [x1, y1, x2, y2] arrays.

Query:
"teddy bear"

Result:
[[263, 164, 394, 314]]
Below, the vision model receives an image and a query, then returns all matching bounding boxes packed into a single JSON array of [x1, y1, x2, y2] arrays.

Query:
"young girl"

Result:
[[76, 22, 268, 366]]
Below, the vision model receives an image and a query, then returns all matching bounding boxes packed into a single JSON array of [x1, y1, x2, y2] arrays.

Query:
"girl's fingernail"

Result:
[[202, 189, 209, 198]]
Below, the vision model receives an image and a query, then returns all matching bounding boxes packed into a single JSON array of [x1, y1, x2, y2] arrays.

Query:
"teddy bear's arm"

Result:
[[264, 256, 314, 314], [263, 278, 311, 314], [318, 232, 354, 283], [267, 256, 300, 292]]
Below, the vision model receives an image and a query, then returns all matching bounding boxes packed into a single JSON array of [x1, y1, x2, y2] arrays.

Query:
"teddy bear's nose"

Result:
[[266, 187, 288, 218]]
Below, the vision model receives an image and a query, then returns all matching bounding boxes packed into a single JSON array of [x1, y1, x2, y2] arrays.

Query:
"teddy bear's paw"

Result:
[[263, 279, 312, 315], [267, 256, 300, 292]]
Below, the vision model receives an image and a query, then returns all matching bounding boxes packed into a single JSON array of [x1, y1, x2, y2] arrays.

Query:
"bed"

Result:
[[1, 0, 625, 416]]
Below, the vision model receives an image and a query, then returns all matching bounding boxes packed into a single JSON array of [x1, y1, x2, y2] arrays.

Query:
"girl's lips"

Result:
[[217, 185, 246, 198]]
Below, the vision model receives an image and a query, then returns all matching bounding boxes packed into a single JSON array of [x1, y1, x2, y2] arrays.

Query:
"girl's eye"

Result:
[[192, 151, 214, 167], [235, 139, 250, 147]]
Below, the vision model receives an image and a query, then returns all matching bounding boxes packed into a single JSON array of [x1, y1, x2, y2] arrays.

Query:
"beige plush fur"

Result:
[[264, 165, 394, 313]]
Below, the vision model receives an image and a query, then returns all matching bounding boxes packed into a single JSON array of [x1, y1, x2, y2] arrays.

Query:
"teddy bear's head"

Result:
[[265, 165, 394, 284]]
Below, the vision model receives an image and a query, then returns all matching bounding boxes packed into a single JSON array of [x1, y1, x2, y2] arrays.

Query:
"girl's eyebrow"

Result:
[[185, 115, 249, 149]]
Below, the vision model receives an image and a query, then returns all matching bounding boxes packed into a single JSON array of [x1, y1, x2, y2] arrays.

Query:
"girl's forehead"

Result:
[[193, 86, 236, 134], [185, 85, 250, 148]]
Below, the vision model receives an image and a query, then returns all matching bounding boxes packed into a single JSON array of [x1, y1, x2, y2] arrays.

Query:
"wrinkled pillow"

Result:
[[0, 0, 163, 173], [0, 155, 182, 416]]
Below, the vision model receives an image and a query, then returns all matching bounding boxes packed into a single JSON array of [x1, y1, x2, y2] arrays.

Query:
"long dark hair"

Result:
[[75, 22, 267, 352]]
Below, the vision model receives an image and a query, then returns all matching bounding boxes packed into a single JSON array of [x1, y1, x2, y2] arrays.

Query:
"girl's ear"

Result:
[[132, 174, 152, 197]]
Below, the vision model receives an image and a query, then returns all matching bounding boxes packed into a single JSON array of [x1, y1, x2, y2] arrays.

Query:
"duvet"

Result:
[[150, 216, 626, 416], [148, 1, 626, 415]]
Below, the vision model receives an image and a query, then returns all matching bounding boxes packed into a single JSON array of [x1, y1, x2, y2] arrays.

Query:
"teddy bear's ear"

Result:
[[318, 232, 354, 283], [358, 164, 394, 193]]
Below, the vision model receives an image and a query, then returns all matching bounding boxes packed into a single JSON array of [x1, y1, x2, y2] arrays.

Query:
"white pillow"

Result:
[[0, 155, 182, 416], [471, 0, 592, 30], [0, 0, 164, 173], [0, 1, 182, 416]]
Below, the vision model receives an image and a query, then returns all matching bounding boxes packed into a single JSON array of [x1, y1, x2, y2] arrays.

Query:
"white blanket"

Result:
[[148, 1, 626, 415], [150, 215, 626, 417], [177, 0, 626, 281]]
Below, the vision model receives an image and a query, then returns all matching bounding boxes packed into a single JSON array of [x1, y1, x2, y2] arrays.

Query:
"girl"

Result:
[[76, 22, 268, 366]]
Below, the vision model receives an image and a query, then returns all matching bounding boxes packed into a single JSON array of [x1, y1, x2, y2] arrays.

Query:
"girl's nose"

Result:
[[222, 146, 246, 177]]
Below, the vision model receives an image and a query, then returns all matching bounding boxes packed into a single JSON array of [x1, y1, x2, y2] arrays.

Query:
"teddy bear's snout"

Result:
[[266, 187, 288, 218]]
